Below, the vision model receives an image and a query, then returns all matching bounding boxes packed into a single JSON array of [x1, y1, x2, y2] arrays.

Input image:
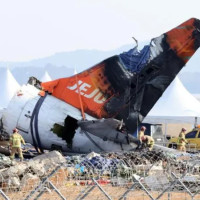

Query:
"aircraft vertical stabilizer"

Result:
[[41, 18, 200, 132]]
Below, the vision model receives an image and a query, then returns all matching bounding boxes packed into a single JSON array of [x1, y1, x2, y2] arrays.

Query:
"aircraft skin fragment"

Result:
[[41, 18, 200, 132]]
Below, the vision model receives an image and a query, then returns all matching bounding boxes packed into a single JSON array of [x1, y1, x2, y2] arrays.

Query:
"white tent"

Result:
[[40, 71, 52, 82], [0, 68, 20, 109], [144, 77, 200, 124], [0, 108, 3, 119]]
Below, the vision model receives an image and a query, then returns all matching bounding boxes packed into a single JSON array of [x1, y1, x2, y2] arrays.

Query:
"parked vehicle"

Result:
[[168, 127, 200, 151]]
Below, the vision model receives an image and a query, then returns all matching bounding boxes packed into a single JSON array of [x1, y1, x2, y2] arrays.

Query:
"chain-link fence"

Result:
[[0, 150, 200, 200], [156, 141, 198, 153]]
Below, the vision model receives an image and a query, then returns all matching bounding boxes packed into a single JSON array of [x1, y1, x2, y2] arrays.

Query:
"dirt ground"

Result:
[[4, 184, 200, 200], [2, 159, 200, 200]]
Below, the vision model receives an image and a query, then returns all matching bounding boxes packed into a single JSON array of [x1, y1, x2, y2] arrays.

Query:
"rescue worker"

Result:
[[177, 128, 187, 152], [141, 135, 155, 151], [9, 128, 25, 161], [136, 126, 147, 150], [138, 126, 146, 142]]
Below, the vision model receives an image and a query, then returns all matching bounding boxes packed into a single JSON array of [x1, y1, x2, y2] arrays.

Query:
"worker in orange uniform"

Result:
[[141, 135, 155, 151], [178, 128, 187, 152], [9, 128, 26, 161]]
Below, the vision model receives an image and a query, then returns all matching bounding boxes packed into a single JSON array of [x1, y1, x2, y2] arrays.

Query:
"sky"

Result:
[[1, 0, 200, 62]]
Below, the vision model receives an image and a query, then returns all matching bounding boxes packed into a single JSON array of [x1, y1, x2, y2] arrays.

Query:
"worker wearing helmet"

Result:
[[178, 128, 187, 152], [141, 135, 155, 151], [9, 128, 25, 161], [138, 126, 146, 142]]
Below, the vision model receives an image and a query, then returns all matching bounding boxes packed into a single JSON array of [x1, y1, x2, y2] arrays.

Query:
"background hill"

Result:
[[0, 43, 200, 93]]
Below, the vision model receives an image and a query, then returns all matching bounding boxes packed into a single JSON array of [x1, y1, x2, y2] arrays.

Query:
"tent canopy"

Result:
[[0, 68, 20, 109], [40, 71, 52, 82], [144, 77, 200, 124]]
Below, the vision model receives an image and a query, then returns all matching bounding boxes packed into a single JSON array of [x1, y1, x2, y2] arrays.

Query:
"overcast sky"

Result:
[[1, 0, 200, 61]]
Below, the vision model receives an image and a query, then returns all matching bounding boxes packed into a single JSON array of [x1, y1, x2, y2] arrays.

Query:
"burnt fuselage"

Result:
[[41, 18, 200, 132]]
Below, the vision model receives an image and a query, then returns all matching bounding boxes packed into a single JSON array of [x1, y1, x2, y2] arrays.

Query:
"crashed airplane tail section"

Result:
[[41, 18, 200, 132]]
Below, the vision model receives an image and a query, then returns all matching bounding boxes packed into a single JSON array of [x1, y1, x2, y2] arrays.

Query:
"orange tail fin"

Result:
[[41, 18, 200, 132]]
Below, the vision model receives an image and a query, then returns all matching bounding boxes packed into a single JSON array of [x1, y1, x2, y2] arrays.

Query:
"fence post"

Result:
[[171, 173, 193, 198], [168, 192, 171, 200], [24, 163, 64, 200], [92, 178, 112, 200], [118, 183, 137, 200], [0, 189, 10, 200], [34, 181, 66, 200]]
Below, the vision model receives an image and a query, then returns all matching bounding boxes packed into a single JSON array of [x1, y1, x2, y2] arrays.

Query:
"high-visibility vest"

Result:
[[143, 135, 154, 145], [179, 132, 185, 140], [146, 136, 154, 145], [138, 131, 144, 140], [10, 133, 25, 148], [178, 131, 187, 145]]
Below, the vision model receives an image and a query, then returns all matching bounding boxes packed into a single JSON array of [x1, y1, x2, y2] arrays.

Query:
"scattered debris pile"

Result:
[[0, 151, 66, 191], [65, 150, 193, 176], [0, 149, 200, 193], [64, 150, 200, 192], [0, 153, 12, 168]]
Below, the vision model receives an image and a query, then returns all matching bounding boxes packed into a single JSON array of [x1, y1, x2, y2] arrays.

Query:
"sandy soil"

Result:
[[4, 182, 200, 200], [2, 167, 200, 199]]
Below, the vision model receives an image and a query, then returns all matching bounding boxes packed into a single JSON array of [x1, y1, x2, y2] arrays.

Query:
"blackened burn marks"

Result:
[[107, 33, 189, 132], [193, 19, 200, 50], [104, 56, 133, 93]]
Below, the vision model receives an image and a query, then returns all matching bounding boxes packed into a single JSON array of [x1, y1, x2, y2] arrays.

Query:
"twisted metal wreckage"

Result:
[[1, 18, 200, 153], [0, 150, 200, 200]]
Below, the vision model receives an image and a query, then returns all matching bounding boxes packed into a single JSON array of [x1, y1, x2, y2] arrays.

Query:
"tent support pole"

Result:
[[194, 117, 197, 128], [164, 123, 167, 146]]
